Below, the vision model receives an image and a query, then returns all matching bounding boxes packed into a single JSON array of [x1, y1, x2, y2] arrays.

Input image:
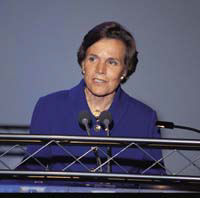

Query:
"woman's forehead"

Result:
[[86, 38, 126, 60]]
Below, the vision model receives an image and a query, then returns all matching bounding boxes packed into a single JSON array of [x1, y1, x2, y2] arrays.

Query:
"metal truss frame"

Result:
[[0, 134, 200, 186]]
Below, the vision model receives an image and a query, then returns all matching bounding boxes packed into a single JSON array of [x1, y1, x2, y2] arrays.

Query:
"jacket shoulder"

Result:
[[122, 90, 155, 114], [40, 90, 69, 103], [39, 81, 82, 104]]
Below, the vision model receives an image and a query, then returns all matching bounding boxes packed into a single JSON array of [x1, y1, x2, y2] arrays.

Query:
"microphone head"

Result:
[[99, 111, 113, 131], [78, 111, 92, 130]]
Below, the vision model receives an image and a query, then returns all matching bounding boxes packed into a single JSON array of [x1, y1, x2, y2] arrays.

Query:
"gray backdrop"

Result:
[[0, 0, 200, 175]]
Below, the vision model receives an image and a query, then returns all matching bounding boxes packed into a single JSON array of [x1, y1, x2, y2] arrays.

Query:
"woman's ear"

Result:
[[81, 61, 85, 75], [120, 69, 127, 81], [123, 69, 127, 78]]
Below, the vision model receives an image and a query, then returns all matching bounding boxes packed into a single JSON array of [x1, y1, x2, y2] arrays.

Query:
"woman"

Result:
[[24, 21, 164, 175]]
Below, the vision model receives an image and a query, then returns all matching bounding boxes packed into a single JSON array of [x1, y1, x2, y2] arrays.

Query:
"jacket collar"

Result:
[[69, 79, 129, 134]]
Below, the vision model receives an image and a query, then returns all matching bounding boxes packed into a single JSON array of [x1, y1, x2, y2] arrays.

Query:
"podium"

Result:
[[0, 134, 200, 192]]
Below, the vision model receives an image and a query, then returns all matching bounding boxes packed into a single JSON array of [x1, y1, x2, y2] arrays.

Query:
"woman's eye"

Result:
[[88, 56, 96, 62], [108, 60, 118, 65]]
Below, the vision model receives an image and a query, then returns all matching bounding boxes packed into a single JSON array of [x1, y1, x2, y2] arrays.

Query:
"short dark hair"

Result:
[[77, 21, 138, 83]]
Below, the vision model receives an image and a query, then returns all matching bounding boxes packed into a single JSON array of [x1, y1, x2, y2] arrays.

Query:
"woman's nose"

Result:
[[96, 61, 106, 74]]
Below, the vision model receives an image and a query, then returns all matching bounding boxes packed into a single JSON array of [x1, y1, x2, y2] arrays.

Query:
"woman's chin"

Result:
[[90, 90, 114, 98]]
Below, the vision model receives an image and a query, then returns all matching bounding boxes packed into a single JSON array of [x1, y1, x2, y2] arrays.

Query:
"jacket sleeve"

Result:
[[17, 97, 52, 171], [141, 111, 166, 175]]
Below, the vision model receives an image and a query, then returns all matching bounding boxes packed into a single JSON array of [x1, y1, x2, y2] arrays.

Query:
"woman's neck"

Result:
[[84, 88, 115, 117]]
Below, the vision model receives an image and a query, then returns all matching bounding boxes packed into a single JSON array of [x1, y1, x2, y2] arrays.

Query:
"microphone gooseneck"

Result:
[[99, 111, 113, 173]]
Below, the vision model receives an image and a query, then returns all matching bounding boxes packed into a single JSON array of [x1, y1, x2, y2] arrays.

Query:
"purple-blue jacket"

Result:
[[24, 79, 164, 175]]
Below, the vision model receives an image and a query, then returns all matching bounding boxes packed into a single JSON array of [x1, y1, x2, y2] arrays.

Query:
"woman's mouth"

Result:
[[93, 78, 106, 83]]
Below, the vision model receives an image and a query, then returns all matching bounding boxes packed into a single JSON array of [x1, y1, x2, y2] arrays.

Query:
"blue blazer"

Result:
[[25, 80, 164, 175]]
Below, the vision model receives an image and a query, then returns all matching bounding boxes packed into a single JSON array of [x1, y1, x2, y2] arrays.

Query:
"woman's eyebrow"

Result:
[[87, 53, 98, 57]]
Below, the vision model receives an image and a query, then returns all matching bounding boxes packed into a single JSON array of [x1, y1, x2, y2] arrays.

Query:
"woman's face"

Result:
[[82, 38, 127, 97]]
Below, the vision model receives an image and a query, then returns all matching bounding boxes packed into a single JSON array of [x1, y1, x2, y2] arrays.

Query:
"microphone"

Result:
[[78, 111, 102, 172], [99, 111, 113, 173], [78, 111, 92, 136], [156, 121, 200, 133], [99, 111, 113, 133]]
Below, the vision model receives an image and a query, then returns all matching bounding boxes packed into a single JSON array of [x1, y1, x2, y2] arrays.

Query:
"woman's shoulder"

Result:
[[38, 90, 69, 105], [121, 89, 155, 115], [38, 81, 83, 104]]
